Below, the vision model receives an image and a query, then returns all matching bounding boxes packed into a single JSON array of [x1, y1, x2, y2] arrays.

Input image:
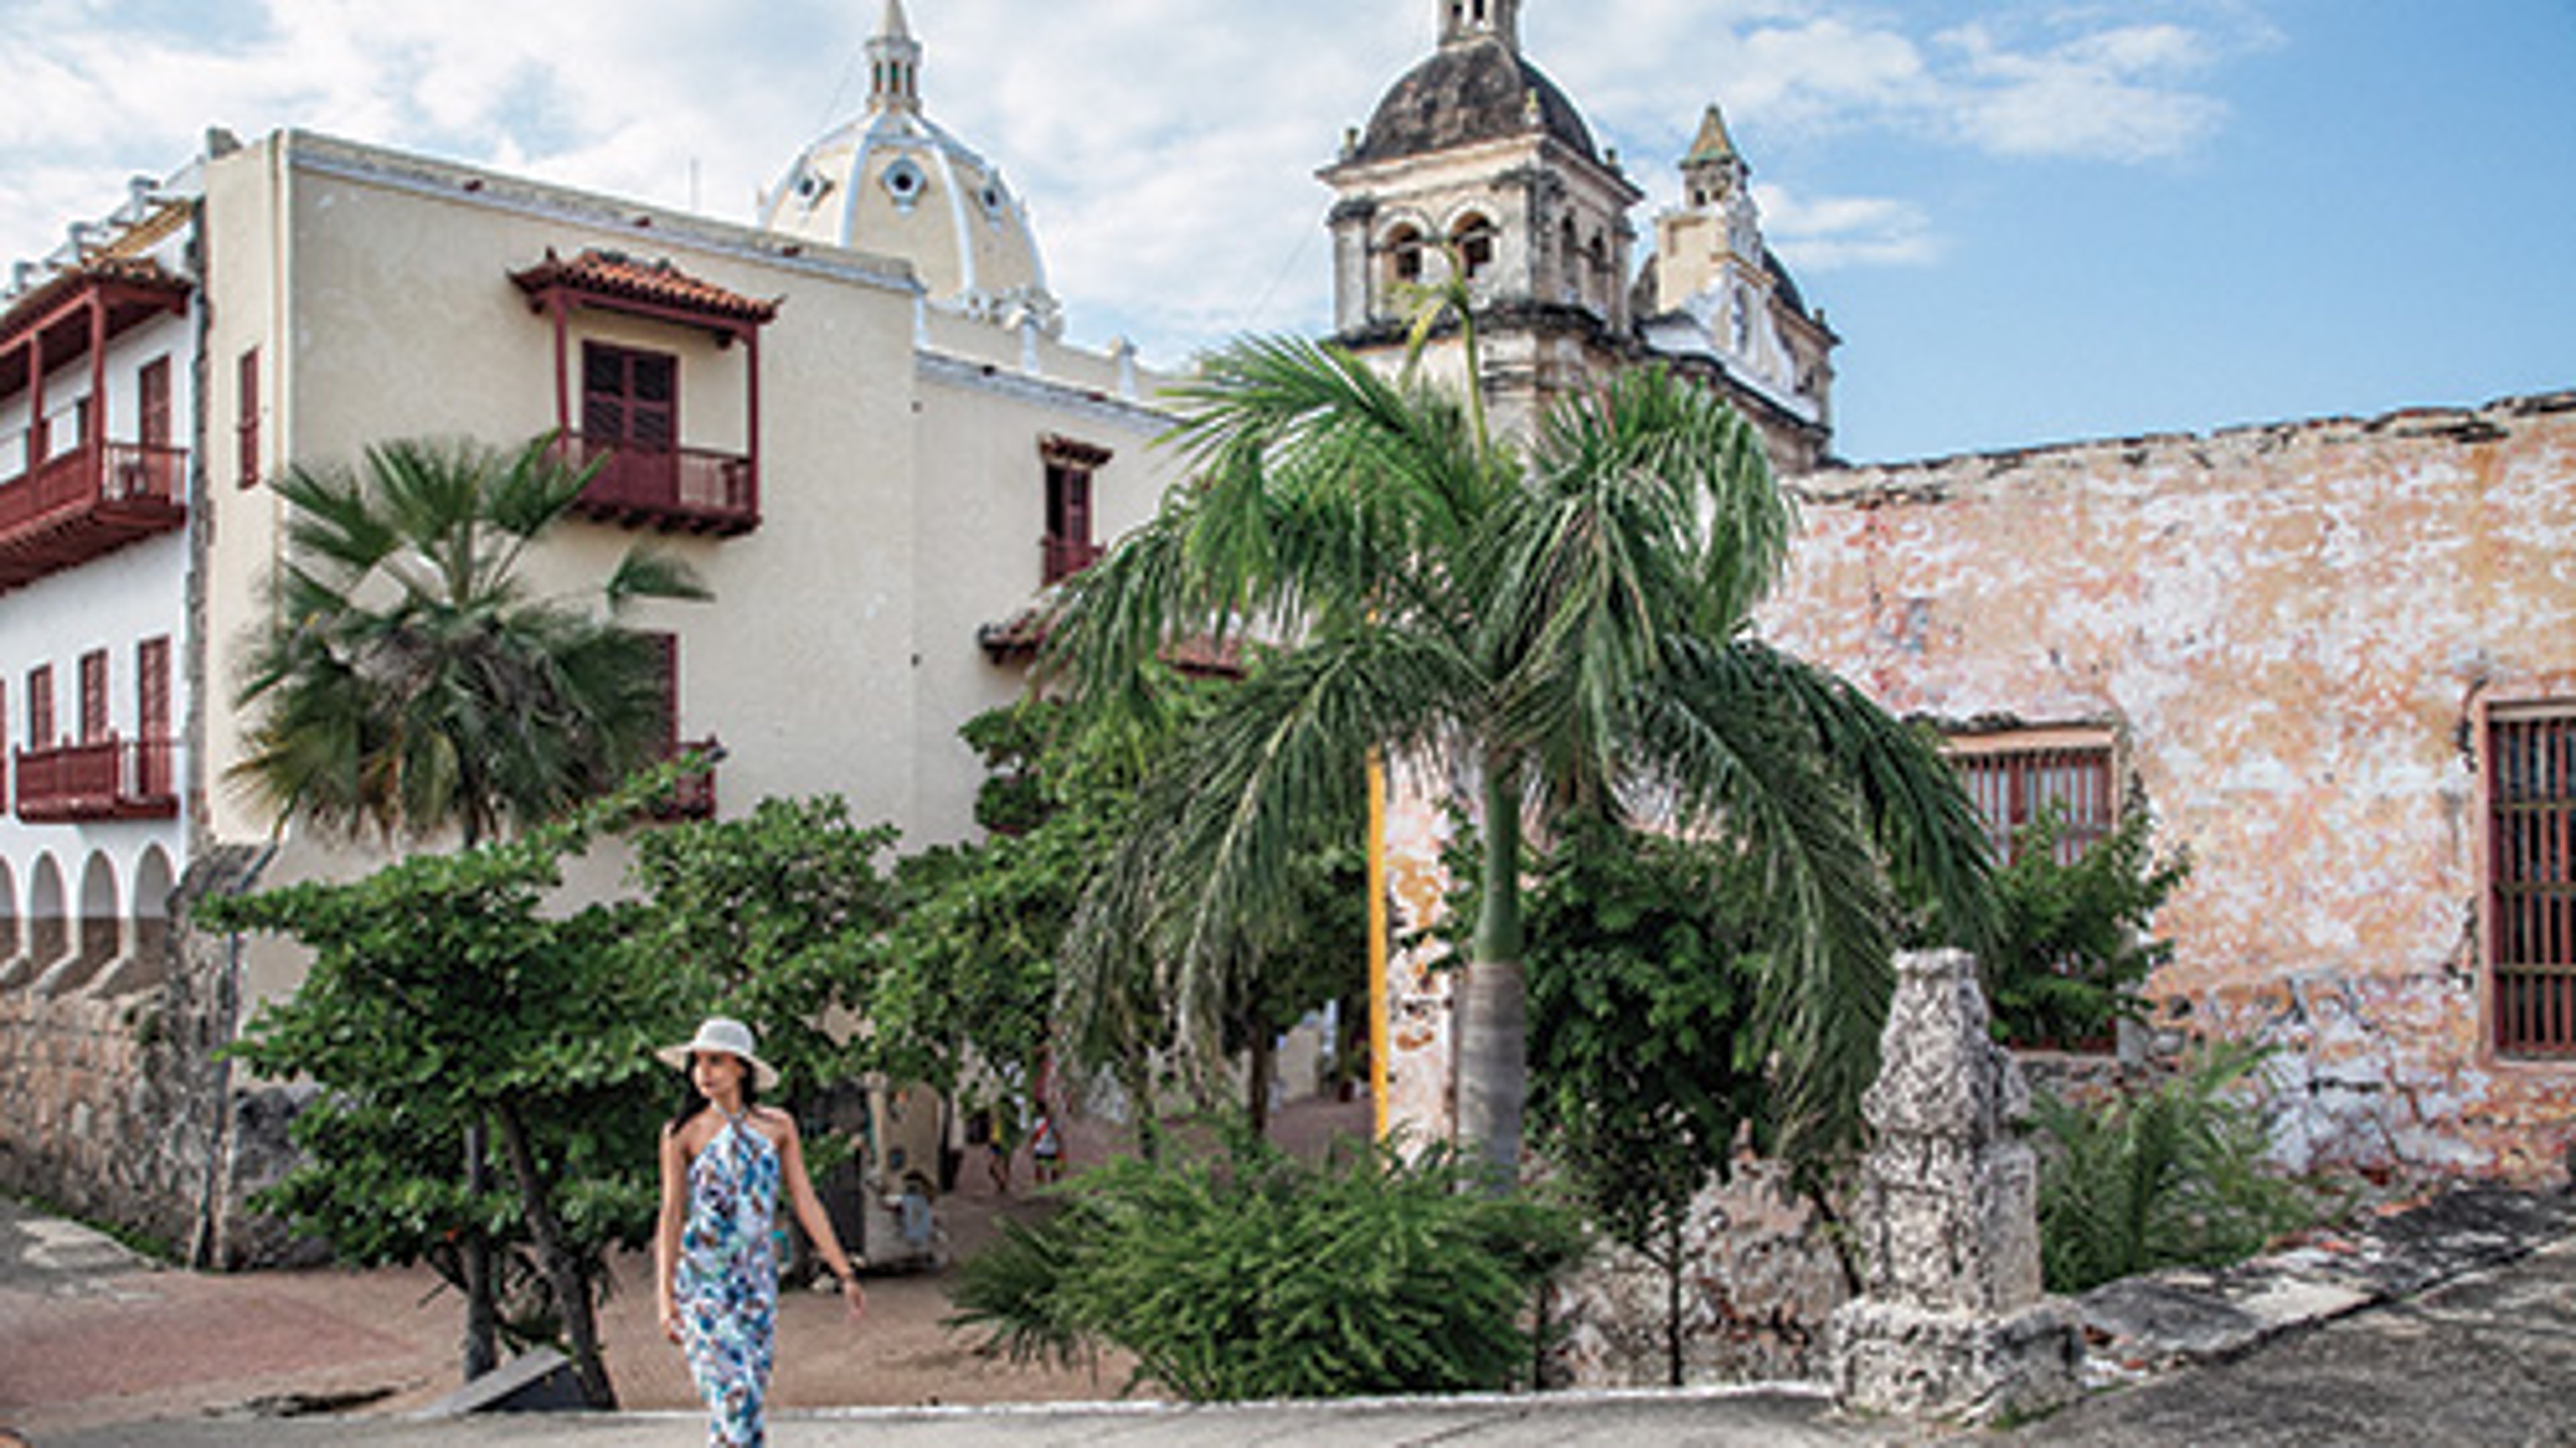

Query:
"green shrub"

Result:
[[1984, 804, 2190, 1048], [948, 1131, 1583, 1400], [2034, 1038, 2314, 1293]]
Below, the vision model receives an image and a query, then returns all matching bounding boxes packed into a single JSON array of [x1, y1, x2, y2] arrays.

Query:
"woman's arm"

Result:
[[655, 1123, 690, 1345], [775, 1113, 867, 1319]]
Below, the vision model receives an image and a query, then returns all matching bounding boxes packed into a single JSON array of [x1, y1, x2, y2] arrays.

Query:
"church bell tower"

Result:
[[1318, 0, 1642, 432]]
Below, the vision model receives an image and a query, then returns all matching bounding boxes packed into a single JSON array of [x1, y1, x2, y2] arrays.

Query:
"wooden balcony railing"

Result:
[[0, 440, 186, 592], [15, 735, 178, 821], [1041, 534, 1103, 586], [553, 434, 757, 536]]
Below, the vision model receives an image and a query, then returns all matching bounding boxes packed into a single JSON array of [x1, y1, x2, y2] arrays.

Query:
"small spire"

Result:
[[868, 0, 924, 113], [1683, 105, 1739, 168]]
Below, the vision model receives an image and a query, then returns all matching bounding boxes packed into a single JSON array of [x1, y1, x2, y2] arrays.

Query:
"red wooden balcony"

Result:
[[1041, 534, 1103, 586], [15, 735, 178, 821], [0, 441, 186, 592], [553, 433, 757, 536]]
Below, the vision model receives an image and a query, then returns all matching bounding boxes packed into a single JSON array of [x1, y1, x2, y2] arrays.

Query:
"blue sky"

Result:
[[3, 0, 2568, 464]]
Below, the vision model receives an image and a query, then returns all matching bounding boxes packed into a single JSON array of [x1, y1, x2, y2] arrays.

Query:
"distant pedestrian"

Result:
[[1031, 1108, 1064, 1184], [655, 1017, 865, 1448]]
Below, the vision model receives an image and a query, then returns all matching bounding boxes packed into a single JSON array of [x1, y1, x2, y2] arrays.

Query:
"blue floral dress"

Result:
[[676, 1108, 782, 1447]]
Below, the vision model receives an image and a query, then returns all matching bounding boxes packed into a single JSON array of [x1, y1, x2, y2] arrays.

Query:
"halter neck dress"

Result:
[[676, 1107, 782, 1447]]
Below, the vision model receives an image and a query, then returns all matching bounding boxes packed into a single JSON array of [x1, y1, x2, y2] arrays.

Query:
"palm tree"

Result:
[[233, 431, 706, 1398], [1048, 335, 1992, 1178], [235, 433, 708, 847]]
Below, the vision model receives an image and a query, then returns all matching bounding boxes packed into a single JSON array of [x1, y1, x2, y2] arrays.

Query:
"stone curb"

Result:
[[2074, 1184, 2576, 1380]]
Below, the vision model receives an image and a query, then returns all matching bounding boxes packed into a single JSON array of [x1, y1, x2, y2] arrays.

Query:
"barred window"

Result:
[[2489, 707, 2576, 1058], [1947, 731, 2116, 867]]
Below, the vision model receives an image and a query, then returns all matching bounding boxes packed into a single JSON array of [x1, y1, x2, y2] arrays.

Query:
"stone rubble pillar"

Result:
[[1828, 948, 2081, 1423]]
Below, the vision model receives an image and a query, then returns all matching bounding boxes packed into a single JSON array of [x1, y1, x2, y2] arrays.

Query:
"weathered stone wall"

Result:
[[1542, 1155, 1849, 1388], [0, 844, 304, 1266], [1764, 393, 2576, 1178]]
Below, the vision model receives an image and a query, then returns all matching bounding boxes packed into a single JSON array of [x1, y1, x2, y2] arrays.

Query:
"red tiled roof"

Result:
[[509, 248, 779, 326]]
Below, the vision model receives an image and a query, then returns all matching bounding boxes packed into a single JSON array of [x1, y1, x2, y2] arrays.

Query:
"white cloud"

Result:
[[0, 0, 2262, 363], [1754, 183, 1942, 269]]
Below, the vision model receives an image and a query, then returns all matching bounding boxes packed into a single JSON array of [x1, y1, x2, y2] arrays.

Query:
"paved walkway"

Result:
[[12, 1186, 2576, 1447]]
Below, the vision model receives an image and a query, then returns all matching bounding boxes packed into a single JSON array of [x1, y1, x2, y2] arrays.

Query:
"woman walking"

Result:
[[656, 1017, 865, 1447]]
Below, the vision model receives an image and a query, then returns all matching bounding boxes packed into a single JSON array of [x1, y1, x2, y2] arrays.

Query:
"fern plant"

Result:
[[2033, 1037, 2313, 1293], [948, 1129, 1582, 1400]]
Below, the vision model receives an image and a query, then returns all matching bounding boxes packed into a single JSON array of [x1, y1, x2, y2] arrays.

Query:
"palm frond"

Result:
[[1629, 641, 1901, 1166]]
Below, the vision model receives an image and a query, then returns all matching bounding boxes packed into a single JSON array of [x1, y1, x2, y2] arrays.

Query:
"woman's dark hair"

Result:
[[667, 1051, 761, 1131]]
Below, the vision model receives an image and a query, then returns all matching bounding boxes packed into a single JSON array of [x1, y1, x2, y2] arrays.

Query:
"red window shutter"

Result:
[[582, 343, 678, 451], [645, 632, 680, 758], [139, 357, 172, 451], [137, 637, 170, 740], [78, 650, 109, 743], [28, 666, 54, 748], [237, 347, 260, 488]]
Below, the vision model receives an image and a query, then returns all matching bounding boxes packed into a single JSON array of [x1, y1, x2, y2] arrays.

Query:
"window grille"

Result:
[[2490, 709, 2576, 1057], [1951, 739, 2115, 867]]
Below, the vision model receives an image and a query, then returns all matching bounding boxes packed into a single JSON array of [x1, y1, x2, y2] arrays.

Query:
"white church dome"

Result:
[[758, 0, 1061, 335]]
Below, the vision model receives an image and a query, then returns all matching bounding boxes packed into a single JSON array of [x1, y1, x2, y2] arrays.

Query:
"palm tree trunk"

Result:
[[1455, 756, 1527, 1180], [1246, 1017, 1275, 1141], [490, 1099, 617, 1409]]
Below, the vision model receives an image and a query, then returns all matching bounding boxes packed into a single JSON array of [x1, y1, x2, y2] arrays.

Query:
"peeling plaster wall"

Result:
[[1762, 393, 2576, 1179]]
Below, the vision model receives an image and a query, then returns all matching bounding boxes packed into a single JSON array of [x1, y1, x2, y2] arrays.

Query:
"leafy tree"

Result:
[[872, 701, 1148, 1151], [1048, 329, 1993, 1176], [229, 431, 706, 1381], [207, 799, 694, 1408], [627, 795, 902, 1106], [1513, 816, 1771, 1386], [948, 1130, 1583, 1400], [2033, 1038, 2312, 1293], [1982, 803, 2192, 1048]]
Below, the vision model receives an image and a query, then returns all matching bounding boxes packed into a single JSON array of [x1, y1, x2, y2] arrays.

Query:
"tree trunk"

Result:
[[490, 1100, 617, 1410], [1246, 1020, 1275, 1141], [1454, 757, 1527, 1182], [461, 1123, 498, 1382], [1663, 1215, 1685, 1388]]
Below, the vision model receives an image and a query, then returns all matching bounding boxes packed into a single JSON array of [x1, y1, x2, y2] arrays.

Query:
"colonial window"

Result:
[[1947, 729, 2116, 867], [26, 665, 53, 748], [235, 346, 260, 488], [138, 356, 170, 450], [582, 342, 678, 454], [77, 650, 108, 743], [1040, 435, 1111, 586], [2488, 705, 2576, 1057], [1387, 224, 1426, 287], [641, 631, 716, 821], [136, 636, 169, 740], [1453, 214, 1497, 280]]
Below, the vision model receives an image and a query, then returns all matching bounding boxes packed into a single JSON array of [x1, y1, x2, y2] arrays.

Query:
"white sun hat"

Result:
[[656, 1016, 780, 1092]]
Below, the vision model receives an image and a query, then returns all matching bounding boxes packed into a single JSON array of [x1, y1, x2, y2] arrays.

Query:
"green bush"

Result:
[[2034, 1038, 2314, 1293], [1984, 804, 2190, 1048], [948, 1132, 1583, 1400]]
